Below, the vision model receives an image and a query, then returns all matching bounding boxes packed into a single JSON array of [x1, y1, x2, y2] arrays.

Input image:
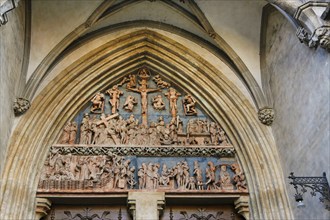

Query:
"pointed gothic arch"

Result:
[[1, 29, 292, 219]]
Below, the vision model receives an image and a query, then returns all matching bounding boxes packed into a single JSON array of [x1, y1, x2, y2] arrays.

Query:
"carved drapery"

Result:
[[38, 67, 247, 196]]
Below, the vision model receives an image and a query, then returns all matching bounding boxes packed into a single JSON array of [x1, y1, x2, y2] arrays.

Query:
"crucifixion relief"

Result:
[[127, 68, 161, 126]]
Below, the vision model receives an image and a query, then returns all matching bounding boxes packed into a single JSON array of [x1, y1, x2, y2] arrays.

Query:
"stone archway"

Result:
[[0, 29, 292, 219]]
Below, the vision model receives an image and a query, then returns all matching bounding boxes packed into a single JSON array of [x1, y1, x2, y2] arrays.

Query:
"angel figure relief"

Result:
[[123, 95, 137, 112], [152, 94, 165, 110]]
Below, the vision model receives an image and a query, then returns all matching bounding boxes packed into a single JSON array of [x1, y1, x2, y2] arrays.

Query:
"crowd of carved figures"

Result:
[[58, 67, 229, 146], [59, 113, 229, 146], [38, 151, 247, 192]]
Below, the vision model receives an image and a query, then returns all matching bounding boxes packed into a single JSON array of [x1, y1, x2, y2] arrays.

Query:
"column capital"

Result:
[[234, 195, 249, 220], [35, 198, 52, 220]]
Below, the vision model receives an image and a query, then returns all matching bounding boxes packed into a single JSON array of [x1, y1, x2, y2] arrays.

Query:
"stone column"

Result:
[[128, 192, 165, 220], [35, 198, 52, 220], [234, 195, 249, 220]]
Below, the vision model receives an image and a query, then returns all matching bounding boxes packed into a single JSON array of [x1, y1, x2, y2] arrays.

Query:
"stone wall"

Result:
[[262, 7, 330, 219], [0, 0, 26, 176]]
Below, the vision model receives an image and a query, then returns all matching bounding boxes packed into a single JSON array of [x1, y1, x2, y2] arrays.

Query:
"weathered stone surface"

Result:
[[0, 0, 25, 177], [262, 7, 330, 220]]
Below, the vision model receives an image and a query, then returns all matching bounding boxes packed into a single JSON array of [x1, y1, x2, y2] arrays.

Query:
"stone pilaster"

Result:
[[234, 195, 249, 220], [128, 192, 165, 220], [35, 198, 52, 220]]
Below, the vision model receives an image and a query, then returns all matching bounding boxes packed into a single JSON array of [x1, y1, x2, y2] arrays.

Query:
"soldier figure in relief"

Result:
[[90, 92, 105, 113]]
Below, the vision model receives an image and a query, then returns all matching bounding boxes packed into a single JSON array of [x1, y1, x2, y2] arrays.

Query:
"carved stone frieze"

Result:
[[13, 97, 30, 116], [257, 107, 274, 126], [37, 147, 245, 193], [50, 145, 235, 157], [297, 26, 330, 52]]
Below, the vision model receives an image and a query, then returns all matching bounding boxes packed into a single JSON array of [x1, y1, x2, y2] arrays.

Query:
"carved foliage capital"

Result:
[[13, 97, 30, 116], [258, 107, 274, 126]]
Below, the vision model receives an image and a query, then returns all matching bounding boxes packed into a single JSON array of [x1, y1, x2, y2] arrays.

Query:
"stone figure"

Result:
[[183, 94, 197, 115], [177, 116, 183, 133], [152, 94, 166, 110], [218, 165, 233, 190], [173, 162, 184, 189], [148, 122, 160, 145], [138, 163, 147, 189], [145, 163, 155, 189], [127, 166, 136, 189], [169, 118, 178, 144], [76, 158, 90, 181], [106, 85, 123, 114], [90, 92, 105, 113], [182, 161, 190, 189], [159, 164, 171, 187], [231, 163, 247, 191], [193, 161, 203, 190], [92, 124, 108, 145], [209, 122, 218, 145], [153, 163, 160, 189], [128, 68, 160, 126], [59, 122, 72, 144], [153, 75, 171, 88], [80, 113, 93, 145], [187, 176, 196, 190], [165, 87, 181, 118], [127, 74, 137, 89], [205, 161, 217, 190], [217, 125, 229, 145], [68, 122, 77, 144], [123, 95, 137, 112]]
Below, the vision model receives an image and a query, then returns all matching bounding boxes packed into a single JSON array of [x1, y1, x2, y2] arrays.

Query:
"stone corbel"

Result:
[[0, 0, 20, 26], [294, 2, 330, 52], [13, 97, 31, 116], [234, 195, 249, 220], [258, 107, 274, 126], [127, 198, 137, 219], [297, 25, 330, 52], [35, 198, 52, 220]]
